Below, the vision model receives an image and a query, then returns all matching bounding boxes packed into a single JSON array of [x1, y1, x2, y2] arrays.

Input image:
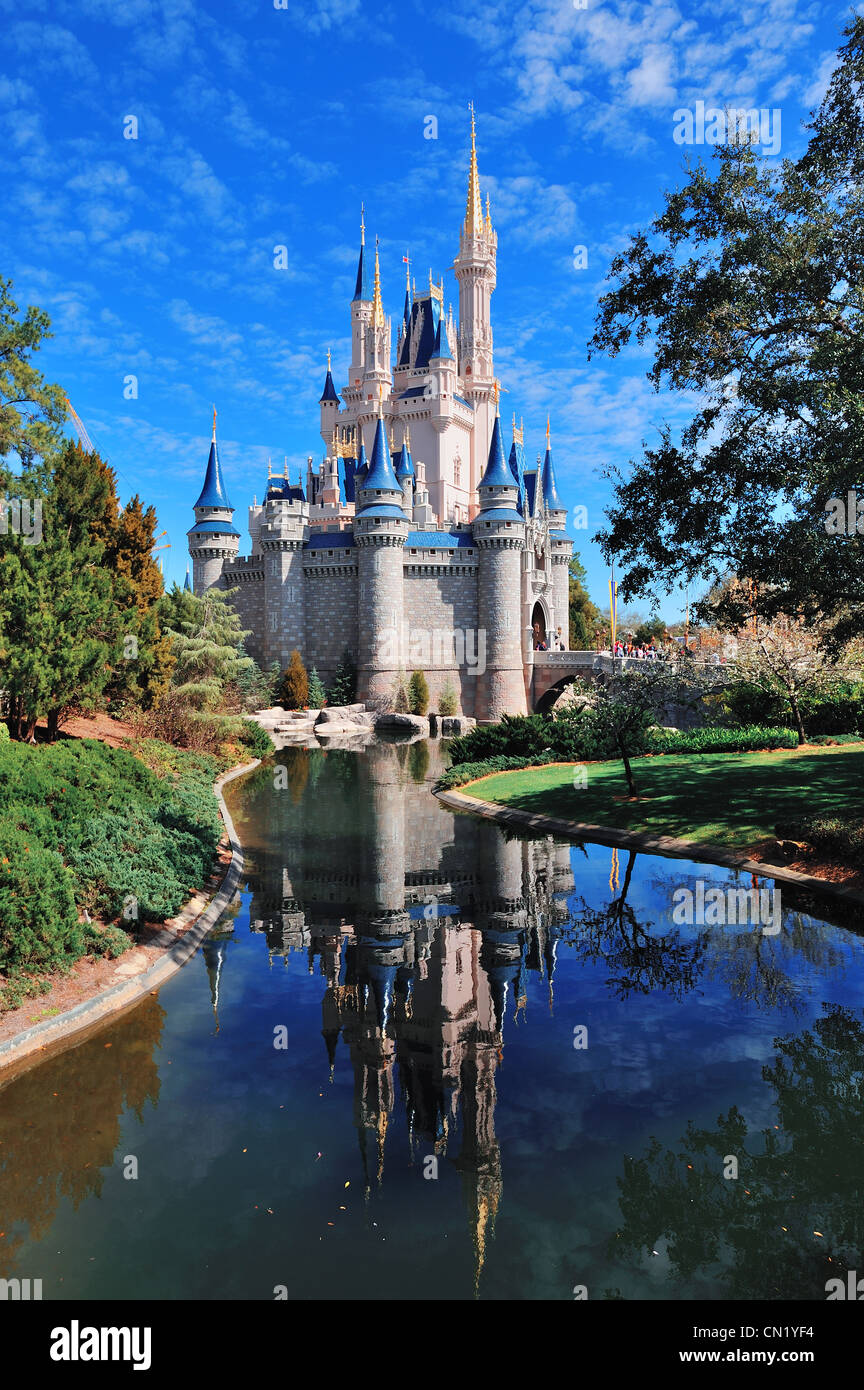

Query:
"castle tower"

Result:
[[473, 402, 527, 719], [362, 240, 392, 403], [257, 466, 309, 671], [187, 410, 239, 593], [349, 206, 372, 383], [541, 421, 571, 648], [395, 428, 414, 517], [454, 107, 497, 497], [355, 408, 410, 704], [319, 350, 340, 450]]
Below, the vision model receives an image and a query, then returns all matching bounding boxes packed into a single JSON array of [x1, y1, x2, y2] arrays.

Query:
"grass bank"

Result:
[[460, 744, 864, 850]]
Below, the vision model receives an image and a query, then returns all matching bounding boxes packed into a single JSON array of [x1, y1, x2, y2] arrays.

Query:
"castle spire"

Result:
[[464, 103, 484, 238], [372, 237, 385, 328], [192, 410, 232, 510], [353, 204, 372, 301]]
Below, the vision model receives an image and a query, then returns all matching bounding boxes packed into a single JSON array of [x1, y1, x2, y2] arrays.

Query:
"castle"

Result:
[[187, 113, 573, 720]]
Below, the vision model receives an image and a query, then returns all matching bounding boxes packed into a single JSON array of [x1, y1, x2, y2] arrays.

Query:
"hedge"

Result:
[[775, 814, 864, 864], [0, 737, 224, 1008]]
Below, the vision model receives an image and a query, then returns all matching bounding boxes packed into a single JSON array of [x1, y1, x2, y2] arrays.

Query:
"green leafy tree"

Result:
[[588, 16, 864, 643], [569, 554, 601, 649], [633, 617, 667, 647], [307, 667, 326, 707], [576, 665, 700, 795], [329, 649, 357, 705], [408, 669, 429, 715], [280, 649, 309, 710]]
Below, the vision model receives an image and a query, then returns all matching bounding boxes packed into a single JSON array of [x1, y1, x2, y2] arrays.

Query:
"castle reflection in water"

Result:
[[222, 737, 576, 1287]]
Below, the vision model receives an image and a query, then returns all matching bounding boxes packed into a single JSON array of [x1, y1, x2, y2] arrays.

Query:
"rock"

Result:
[[428, 713, 439, 736], [441, 716, 475, 736], [315, 705, 373, 727], [373, 712, 430, 735]]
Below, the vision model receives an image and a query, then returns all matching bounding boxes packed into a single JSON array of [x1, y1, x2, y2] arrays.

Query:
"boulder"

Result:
[[441, 716, 475, 737], [315, 705, 373, 727], [373, 712, 430, 735]]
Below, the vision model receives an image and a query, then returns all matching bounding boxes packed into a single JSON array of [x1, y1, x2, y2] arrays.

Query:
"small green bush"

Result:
[[236, 719, 274, 758], [775, 814, 864, 864], [0, 723, 9, 742], [408, 670, 429, 716], [438, 683, 458, 717], [436, 752, 558, 790]]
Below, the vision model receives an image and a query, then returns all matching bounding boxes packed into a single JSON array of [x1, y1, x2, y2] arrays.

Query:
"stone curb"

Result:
[[0, 758, 261, 1077], [435, 785, 864, 910]]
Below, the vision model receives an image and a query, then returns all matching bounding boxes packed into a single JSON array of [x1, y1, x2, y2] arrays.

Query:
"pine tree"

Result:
[[105, 494, 174, 711], [307, 667, 326, 708], [392, 669, 409, 713], [438, 682, 458, 716], [160, 585, 255, 710], [328, 648, 357, 706], [280, 650, 309, 709], [408, 670, 429, 715]]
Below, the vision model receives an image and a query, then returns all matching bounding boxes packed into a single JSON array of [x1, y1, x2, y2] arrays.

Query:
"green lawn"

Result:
[[462, 745, 864, 848]]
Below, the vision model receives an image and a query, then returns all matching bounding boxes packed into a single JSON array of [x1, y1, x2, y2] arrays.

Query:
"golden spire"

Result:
[[326, 347, 331, 371], [377, 383, 384, 419], [267, 457, 272, 479], [546, 414, 551, 446], [493, 379, 501, 416], [360, 202, 365, 246], [485, 191, 492, 230], [464, 102, 483, 237], [405, 423, 411, 449], [372, 236, 385, 327], [211, 404, 217, 440]]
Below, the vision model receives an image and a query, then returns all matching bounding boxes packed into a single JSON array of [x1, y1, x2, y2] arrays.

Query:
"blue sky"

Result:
[[2, 0, 858, 616]]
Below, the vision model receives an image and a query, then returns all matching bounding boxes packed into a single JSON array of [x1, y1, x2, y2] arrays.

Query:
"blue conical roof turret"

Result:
[[193, 415, 232, 509], [184, 565, 192, 592], [395, 435, 414, 481], [541, 421, 564, 511], [354, 439, 368, 488], [479, 413, 515, 490], [361, 414, 400, 493], [352, 206, 372, 302], [320, 353, 339, 403]]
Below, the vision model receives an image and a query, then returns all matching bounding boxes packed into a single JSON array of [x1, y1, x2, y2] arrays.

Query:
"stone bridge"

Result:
[[530, 652, 731, 712]]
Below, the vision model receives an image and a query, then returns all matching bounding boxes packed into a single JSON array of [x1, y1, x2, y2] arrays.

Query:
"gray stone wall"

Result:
[[303, 560, 359, 682]]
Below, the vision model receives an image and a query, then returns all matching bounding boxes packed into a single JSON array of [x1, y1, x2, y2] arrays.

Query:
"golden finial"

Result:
[[377, 383, 384, 418], [327, 347, 331, 371], [267, 457, 272, 479], [211, 404, 217, 440], [405, 423, 411, 449], [372, 235, 384, 327], [360, 202, 365, 246], [464, 102, 483, 237], [493, 379, 500, 415], [546, 415, 551, 445]]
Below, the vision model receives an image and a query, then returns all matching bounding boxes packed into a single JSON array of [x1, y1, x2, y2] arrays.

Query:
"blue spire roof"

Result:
[[184, 566, 192, 592], [479, 415, 516, 490], [354, 440, 368, 488], [319, 366, 339, 403], [360, 416, 400, 493], [395, 440, 414, 481], [431, 313, 453, 360], [353, 241, 372, 302], [541, 445, 564, 511], [193, 437, 232, 510]]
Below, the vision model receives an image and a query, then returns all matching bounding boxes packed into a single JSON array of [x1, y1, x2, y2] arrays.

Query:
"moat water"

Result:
[[2, 737, 864, 1301]]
